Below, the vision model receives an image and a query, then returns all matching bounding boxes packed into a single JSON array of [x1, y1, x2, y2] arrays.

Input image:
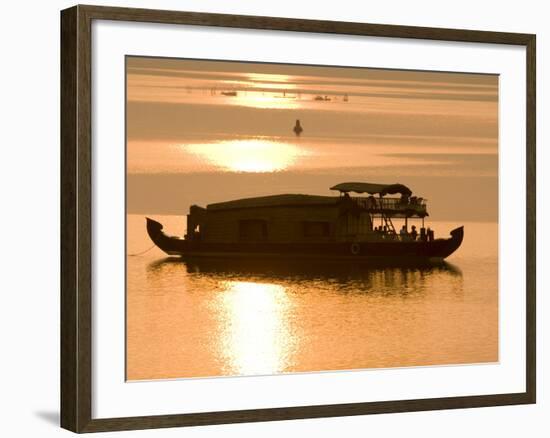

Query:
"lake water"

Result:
[[126, 216, 498, 380], [125, 58, 498, 381]]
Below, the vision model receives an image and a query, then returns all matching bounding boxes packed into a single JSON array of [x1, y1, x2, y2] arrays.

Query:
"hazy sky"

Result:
[[126, 56, 498, 221]]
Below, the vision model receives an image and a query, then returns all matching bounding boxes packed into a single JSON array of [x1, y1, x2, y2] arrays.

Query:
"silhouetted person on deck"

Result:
[[293, 119, 303, 136], [367, 195, 376, 209], [411, 225, 418, 241]]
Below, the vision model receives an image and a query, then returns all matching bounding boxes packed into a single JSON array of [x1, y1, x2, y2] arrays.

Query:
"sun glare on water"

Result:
[[183, 139, 308, 173], [217, 280, 295, 376]]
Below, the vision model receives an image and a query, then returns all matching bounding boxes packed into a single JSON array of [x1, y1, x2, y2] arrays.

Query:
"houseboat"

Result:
[[145, 182, 463, 263]]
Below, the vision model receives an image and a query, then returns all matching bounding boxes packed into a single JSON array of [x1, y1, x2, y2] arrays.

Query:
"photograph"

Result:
[[125, 56, 499, 381]]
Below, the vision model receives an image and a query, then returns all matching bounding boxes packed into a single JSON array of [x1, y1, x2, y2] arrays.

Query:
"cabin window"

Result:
[[239, 219, 268, 241], [303, 221, 330, 237]]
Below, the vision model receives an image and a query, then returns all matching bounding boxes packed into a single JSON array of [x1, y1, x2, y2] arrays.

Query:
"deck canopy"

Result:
[[330, 182, 412, 197]]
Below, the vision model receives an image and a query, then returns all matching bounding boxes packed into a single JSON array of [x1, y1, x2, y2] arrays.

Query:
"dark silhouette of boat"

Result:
[[314, 95, 331, 101], [146, 182, 463, 263], [221, 91, 237, 96]]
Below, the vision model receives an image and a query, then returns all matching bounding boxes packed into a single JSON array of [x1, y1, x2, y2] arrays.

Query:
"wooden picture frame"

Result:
[[61, 4, 536, 433]]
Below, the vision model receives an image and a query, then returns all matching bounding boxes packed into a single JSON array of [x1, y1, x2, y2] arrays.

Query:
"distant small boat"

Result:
[[343, 94, 349, 102], [293, 119, 303, 136], [314, 95, 331, 101], [146, 182, 464, 263], [274, 91, 296, 99], [221, 91, 237, 97]]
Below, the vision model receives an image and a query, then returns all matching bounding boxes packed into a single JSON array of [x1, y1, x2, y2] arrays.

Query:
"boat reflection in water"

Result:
[[136, 257, 464, 379], [148, 256, 462, 287]]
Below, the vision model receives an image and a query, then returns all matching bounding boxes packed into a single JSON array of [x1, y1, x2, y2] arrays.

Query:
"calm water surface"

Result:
[[126, 216, 498, 380], [126, 59, 498, 380]]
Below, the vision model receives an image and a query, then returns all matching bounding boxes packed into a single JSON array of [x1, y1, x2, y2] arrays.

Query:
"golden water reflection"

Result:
[[215, 281, 295, 376], [245, 72, 294, 86], [230, 91, 302, 110], [125, 254, 488, 381], [182, 139, 308, 172]]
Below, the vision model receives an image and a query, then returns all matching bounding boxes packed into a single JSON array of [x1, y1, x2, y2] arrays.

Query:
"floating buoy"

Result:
[[293, 119, 303, 136]]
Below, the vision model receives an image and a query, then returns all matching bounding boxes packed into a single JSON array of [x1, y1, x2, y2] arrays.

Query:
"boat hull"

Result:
[[146, 218, 464, 263]]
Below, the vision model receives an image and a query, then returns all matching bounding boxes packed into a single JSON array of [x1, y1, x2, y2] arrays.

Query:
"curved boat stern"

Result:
[[146, 217, 163, 236], [145, 217, 187, 256]]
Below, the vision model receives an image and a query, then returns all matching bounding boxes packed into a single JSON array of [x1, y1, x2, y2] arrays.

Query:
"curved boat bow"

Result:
[[146, 217, 187, 256]]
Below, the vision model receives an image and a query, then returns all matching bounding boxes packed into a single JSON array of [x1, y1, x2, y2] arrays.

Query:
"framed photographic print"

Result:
[[60, 4, 536, 433]]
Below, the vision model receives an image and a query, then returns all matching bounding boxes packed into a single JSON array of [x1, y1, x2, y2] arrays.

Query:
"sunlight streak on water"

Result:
[[230, 91, 302, 110], [182, 139, 309, 172], [215, 281, 295, 376]]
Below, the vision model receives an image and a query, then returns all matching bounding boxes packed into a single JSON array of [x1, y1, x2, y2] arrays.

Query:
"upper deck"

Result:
[[204, 182, 428, 218], [187, 183, 428, 244], [332, 181, 428, 218], [352, 196, 427, 217]]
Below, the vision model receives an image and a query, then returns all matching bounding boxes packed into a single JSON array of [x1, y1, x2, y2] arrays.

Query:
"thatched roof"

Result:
[[207, 194, 338, 211]]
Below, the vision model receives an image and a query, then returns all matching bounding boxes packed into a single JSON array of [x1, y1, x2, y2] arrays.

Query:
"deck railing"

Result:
[[352, 196, 427, 215]]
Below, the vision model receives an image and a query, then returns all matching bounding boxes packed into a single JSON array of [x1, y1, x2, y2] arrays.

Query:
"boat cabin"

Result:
[[185, 182, 428, 244]]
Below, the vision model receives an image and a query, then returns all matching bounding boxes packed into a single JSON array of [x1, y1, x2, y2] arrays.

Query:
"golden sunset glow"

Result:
[[218, 281, 294, 376], [126, 57, 499, 382], [230, 91, 302, 110], [182, 139, 308, 172], [246, 72, 293, 85]]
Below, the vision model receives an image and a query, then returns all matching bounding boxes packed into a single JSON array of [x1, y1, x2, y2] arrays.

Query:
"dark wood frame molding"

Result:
[[61, 4, 536, 433]]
